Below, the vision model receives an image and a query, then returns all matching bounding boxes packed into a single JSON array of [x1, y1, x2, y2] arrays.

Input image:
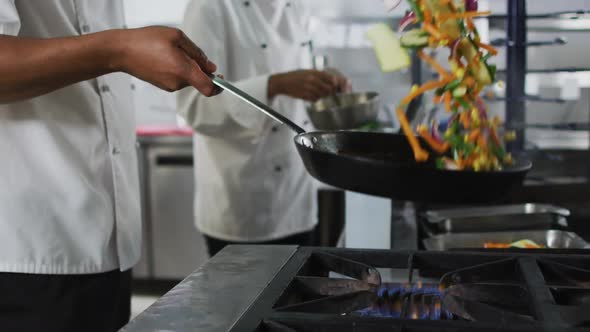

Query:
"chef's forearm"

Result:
[[267, 74, 284, 100], [0, 31, 122, 104]]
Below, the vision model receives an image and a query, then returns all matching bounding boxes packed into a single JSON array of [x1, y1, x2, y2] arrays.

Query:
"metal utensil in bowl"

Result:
[[306, 92, 380, 130]]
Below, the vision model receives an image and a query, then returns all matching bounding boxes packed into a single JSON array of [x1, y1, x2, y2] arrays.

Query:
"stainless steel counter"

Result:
[[123, 245, 297, 332]]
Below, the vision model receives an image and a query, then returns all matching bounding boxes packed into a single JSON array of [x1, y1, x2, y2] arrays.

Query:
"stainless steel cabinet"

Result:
[[135, 135, 208, 280]]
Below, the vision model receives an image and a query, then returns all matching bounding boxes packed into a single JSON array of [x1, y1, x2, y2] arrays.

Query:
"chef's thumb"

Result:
[[187, 63, 220, 97], [177, 32, 218, 74]]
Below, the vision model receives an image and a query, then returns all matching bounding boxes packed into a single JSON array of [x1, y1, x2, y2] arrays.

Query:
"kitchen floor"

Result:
[[131, 280, 178, 319], [131, 294, 159, 318]]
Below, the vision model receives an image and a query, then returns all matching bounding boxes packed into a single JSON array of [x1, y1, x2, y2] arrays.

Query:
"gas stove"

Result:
[[124, 246, 590, 332]]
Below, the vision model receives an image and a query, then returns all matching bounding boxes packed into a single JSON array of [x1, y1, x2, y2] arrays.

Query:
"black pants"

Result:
[[0, 269, 131, 332], [205, 231, 314, 257]]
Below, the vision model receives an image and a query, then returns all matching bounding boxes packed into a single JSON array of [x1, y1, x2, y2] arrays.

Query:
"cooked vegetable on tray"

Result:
[[396, 0, 514, 171], [484, 239, 544, 249]]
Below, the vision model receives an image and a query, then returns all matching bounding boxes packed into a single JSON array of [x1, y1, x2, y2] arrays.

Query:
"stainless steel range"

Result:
[[123, 245, 590, 332]]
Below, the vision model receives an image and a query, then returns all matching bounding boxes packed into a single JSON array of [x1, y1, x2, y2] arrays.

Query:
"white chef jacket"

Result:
[[0, 1, 141, 274], [178, 0, 318, 241]]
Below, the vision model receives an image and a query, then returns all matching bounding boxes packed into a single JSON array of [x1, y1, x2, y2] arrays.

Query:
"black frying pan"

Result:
[[211, 76, 532, 204]]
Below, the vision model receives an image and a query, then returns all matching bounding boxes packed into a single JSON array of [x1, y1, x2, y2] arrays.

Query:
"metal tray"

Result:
[[423, 230, 588, 251], [423, 204, 569, 234]]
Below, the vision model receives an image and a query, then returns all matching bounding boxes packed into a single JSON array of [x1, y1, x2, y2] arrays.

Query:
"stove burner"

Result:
[[230, 248, 590, 332]]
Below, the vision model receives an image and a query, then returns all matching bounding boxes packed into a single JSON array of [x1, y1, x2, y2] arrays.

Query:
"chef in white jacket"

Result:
[[0, 1, 218, 331], [178, 0, 351, 256]]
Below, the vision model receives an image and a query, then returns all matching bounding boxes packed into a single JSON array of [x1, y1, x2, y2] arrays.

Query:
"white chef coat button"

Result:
[[112, 147, 121, 155], [130, 83, 136, 91], [100, 85, 110, 93], [303, 120, 310, 126], [271, 126, 278, 132], [243, 1, 250, 7], [261, 43, 268, 49], [274, 166, 282, 172], [81, 24, 90, 33], [286, 2, 292, 7]]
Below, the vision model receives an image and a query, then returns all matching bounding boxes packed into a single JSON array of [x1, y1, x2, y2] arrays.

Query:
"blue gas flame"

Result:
[[355, 283, 453, 320]]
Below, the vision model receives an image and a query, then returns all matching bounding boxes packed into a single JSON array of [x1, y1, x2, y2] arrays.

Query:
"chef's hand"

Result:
[[114, 26, 221, 96], [325, 68, 353, 94], [268, 69, 350, 102]]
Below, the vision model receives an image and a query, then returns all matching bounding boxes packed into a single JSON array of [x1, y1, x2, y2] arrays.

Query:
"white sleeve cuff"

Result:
[[0, 0, 21, 36], [177, 74, 273, 139], [224, 74, 271, 131]]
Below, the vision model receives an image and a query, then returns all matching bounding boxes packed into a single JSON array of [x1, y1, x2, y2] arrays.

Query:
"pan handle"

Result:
[[210, 75, 306, 135]]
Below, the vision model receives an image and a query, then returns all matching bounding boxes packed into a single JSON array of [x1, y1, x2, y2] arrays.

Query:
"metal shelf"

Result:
[[498, 3, 590, 154], [504, 0, 527, 151], [496, 69, 590, 88], [486, 10, 590, 32], [487, 10, 589, 20], [490, 37, 566, 47], [498, 67, 590, 74]]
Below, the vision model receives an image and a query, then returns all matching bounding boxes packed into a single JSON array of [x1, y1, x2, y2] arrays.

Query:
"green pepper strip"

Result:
[[456, 97, 471, 111], [447, 134, 463, 149], [408, 0, 424, 22], [463, 143, 475, 158], [487, 63, 497, 82], [490, 142, 507, 160], [459, 19, 467, 37], [445, 79, 463, 92]]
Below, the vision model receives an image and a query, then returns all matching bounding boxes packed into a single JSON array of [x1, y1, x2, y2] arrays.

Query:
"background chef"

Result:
[[178, 0, 351, 256]]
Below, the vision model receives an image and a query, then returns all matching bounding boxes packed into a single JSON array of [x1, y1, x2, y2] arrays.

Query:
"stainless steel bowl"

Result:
[[306, 92, 380, 130]]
